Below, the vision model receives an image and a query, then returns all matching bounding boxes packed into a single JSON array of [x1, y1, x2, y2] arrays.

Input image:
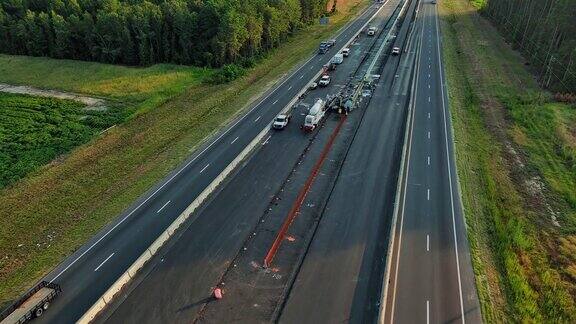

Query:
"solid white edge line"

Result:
[[426, 234, 430, 251], [434, 2, 466, 322], [94, 253, 114, 272], [156, 200, 171, 214], [50, 0, 390, 285], [386, 1, 425, 322]]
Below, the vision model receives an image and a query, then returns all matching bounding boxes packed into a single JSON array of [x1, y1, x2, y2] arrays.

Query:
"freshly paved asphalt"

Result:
[[278, 0, 420, 322], [24, 1, 403, 324], [383, 1, 482, 323]]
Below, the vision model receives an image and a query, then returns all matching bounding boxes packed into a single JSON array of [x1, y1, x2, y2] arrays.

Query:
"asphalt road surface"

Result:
[[279, 0, 420, 322], [32, 2, 393, 323], [382, 1, 481, 323], [97, 1, 404, 323]]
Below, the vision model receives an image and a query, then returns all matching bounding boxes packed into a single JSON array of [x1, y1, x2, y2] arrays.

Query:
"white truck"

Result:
[[303, 99, 326, 132], [331, 53, 344, 65], [272, 114, 290, 130]]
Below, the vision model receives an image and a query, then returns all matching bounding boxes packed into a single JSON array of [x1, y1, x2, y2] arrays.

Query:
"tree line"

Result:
[[478, 0, 576, 93], [0, 0, 330, 67]]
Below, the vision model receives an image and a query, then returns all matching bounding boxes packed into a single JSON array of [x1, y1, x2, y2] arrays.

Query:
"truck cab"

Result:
[[272, 114, 290, 130]]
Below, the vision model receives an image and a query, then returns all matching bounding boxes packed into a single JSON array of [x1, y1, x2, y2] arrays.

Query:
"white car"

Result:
[[367, 27, 377, 36], [272, 114, 290, 130], [342, 48, 350, 57], [392, 46, 400, 55], [309, 82, 318, 90], [318, 75, 331, 87]]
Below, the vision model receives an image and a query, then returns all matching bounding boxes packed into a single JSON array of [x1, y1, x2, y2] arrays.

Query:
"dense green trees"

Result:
[[477, 0, 576, 93], [0, 0, 331, 66]]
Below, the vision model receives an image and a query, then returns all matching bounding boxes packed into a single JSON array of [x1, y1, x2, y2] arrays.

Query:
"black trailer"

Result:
[[0, 281, 61, 324]]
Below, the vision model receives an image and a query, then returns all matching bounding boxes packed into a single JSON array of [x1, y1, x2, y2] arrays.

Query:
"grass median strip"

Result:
[[439, 0, 576, 322], [0, 0, 369, 308]]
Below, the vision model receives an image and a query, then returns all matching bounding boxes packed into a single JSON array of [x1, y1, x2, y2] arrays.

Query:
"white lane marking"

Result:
[[254, 116, 261, 122], [428, 84, 431, 89], [388, 5, 426, 322], [428, 74, 431, 78], [310, 65, 314, 70], [94, 253, 115, 272], [300, 74, 304, 79], [427, 189, 430, 201], [434, 3, 466, 322], [427, 156, 430, 165], [428, 96, 431, 102], [49, 0, 384, 283], [428, 112, 431, 119], [427, 235, 430, 251], [428, 131, 431, 139], [157, 200, 171, 213], [427, 300, 430, 324], [199, 164, 210, 174], [262, 135, 271, 145], [231, 136, 239, 144], [273, 99, 278, 105]]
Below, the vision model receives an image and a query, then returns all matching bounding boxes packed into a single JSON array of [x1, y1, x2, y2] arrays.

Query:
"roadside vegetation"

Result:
[[0, 0, 368, 308], [0, 0, 329, 66], [472, 0, 576, 94], [0, 55, 211, 115], [439, 0, 576, 322], [0, 93, 125, 188]]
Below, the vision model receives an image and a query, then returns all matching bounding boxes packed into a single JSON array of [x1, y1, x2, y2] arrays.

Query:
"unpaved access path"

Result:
[[0, 83, 107, 111]]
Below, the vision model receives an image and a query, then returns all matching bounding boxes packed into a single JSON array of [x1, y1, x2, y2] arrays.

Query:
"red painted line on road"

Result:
[[263, 115, 347, 268]]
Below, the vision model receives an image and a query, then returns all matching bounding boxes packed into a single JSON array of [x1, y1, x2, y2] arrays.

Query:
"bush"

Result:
[[207, 64, 247, 84]]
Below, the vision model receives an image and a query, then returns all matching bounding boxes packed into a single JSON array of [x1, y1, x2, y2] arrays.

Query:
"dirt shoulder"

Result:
[[0, 83, 107, 110]]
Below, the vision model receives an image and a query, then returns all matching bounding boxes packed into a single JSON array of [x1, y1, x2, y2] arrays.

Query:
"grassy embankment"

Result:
[[439, 0, 576, 322], [0, 93, 122, 187], [0, 0, 369, 307]]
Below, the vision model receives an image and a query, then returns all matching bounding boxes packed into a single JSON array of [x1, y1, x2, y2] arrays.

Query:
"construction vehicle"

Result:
[[303, 99, 326, 132]]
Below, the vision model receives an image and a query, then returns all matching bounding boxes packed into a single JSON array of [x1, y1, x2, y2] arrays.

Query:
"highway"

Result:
[[278, 0, 419, 322], [97, 1, 404, 323], [28, 1, 399, 323], [382, 1, 482, 323]]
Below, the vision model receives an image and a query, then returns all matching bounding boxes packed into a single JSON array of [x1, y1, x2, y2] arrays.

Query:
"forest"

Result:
[[0, 0, 330, 67], [475, 0, 576, 93]]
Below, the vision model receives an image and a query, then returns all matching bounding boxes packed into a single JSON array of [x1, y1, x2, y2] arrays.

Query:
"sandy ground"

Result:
[[0, 83, 107, 111]]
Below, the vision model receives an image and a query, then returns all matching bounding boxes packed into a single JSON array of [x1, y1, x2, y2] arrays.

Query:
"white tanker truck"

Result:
[[303, 99, 326, 132]]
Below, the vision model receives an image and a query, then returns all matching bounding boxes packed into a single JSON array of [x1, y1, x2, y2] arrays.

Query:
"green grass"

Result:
[[0, 56, 212, 115], [439, 0, 576, 322], [0, 93, 126, 188], [0, 0, 369, 308]]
